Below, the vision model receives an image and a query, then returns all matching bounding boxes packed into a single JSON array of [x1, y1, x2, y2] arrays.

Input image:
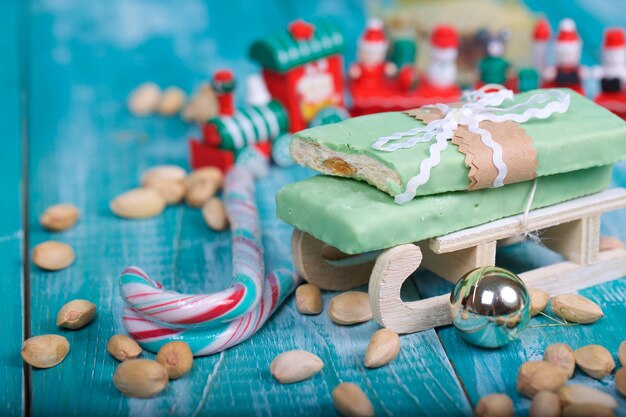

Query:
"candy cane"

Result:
[[119, 166, 265, 328], [122, 269, 300, 356]]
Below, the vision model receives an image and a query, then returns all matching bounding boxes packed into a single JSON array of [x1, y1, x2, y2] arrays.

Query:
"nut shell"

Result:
[[551, 294, 603, 324], [21, 334, 70, 368], [56, 299, 96, 329], [113, 359, 168, 398], [574, 344, 615, 379], [270, 350, 324, 384], [40, 204, 80, 231], [32, 241, 75, 271], [332, 383, 374, 417], [516, 361, 568, 398], [295, 284, 323, 315], [364, 329, 400, 368], [107, 335, 142, 361], [156, 341, 193, 379], [475, 393, 514, 417], [110, 188, 166, 219], [543, 343, 576, 378], [328, 291, 372, 325]]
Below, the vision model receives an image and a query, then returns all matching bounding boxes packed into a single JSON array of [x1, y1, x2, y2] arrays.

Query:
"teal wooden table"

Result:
[[3, 0, 626, 415]]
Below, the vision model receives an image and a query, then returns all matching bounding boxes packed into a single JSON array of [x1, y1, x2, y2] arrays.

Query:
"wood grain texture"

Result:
[[24, 0, 472, 415], [0, 0, 24, 415]]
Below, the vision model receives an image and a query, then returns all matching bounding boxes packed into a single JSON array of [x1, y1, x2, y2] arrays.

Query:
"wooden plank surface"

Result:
[[0, 0, 25, 415], [24, 0, 472, 415]]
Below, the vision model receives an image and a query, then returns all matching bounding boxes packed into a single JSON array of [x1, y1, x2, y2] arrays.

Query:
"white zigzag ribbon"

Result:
[[372, 86, 571, 205]]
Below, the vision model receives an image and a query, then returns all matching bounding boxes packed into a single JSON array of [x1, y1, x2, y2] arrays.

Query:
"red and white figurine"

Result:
[[532, 18, 552, 75], [594, 28, 626, 119], [542, 18, 587, 94], [425, 25, 459, 90], [349, 18, 396, 90]]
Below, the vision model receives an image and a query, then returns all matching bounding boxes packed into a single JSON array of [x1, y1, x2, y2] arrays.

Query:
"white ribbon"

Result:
[[372, 86, 571, 204]]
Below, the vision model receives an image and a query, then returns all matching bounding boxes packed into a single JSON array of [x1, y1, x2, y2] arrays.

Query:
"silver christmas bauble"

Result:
[[449, 266, 530, 348]]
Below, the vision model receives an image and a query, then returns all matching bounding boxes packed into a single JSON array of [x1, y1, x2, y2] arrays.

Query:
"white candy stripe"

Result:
[[234, 112, 257, 145], [246, 107, 269, 142], [221, 116, 245, 149], [257, 105, 280, 137]]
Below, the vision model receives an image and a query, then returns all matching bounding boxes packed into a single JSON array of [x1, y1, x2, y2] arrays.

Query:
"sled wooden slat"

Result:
[[429, 189, 626, 254]]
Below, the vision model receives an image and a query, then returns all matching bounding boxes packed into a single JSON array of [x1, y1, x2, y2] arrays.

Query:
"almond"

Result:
[[599, 236, 624, 251], [328, 291, 372, 325], [142, 178, 186, 204], [528, 288, 550, 317], [270, 350, 324, 384], [529, 391, 560, 417], [201, 198, 228, 231], [21, 334, 70, 368], [182, 85, 219, 123], [156, 341, 193, 379], [475, 393, 514, 417], [543, 343, 576, 378], [185, 167, 224, 189], [186, 180, 219, 208], [56, 299, 96, 329], [332, 383, 374, 417], [574, 344, 615, 379], [295, 283, 323, 315], [517, 361, 568, 398], [32, 241, 75, 271], [107, 335, 142, 361], [40, 204, 80, 231], [616, 368, 626, 397], [563, 404, 616, 417], [141, 165, 187, 183], [551, 294, 603, 324], [128, 82, 161, 116], [364, 329, 400, 368], [113, 359, 168, 398], [558, 384, 618, 409], [619, 340, 625, 367], [157, 87, 186, 116], [110, 188, 166, 219]]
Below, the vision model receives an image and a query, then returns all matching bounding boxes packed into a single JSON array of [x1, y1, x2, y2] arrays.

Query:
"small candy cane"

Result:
[[122, 269, 300, 356], [120, 166, 265, 328]]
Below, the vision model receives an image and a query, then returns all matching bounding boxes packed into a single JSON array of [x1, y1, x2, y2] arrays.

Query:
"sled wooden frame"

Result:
[[291, 188, 626, 334]]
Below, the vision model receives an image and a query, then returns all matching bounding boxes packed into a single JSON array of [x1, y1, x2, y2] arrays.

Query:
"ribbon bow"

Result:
[[372, 87, 571, 204]]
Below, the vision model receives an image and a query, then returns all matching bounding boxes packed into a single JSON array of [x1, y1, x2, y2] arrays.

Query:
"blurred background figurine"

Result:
[[475, 28, 513, 88], [531, 18, 552, 75], [424, 25, 460, 91], [594, 28, 626, 120], [542, 18, 588, 94], [349, 18, 397, 90]]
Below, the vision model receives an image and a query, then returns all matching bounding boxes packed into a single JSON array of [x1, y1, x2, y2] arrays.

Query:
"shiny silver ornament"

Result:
[[449, 266, 530, 348]]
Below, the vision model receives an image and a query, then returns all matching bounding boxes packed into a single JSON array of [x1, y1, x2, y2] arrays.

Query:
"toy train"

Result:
[[190, 17, 626, 172]]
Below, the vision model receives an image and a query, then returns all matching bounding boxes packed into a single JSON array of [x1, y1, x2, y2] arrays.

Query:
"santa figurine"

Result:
[[532, 18, 552, 75], [349, 18, 397, 90], [596, 28, 626, 94], [424, 25, 460, 91], [543, 18, 587, 94]]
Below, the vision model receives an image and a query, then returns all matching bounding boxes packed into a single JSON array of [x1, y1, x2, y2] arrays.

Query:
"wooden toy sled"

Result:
[[292, 188, 626, 334]]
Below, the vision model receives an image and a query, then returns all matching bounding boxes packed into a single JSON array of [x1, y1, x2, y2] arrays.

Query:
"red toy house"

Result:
[[249, 18, 348, 132]]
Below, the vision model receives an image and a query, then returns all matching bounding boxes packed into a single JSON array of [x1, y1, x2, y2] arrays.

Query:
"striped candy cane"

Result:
[[120, 166, 265, 328], [123, 269, 300, 356]]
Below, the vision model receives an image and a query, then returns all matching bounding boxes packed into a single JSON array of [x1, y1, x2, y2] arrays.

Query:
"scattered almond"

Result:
[[185, 167, 224, 189], [21, 335, 70, 368], [186, 181, 219, 208], [558, 384, 618, 409], [202, 198, 228, 231], [619, 340, 625, 366], [551, 294, 603, 324], [332, 383, 374, 417], [364, 329, 400, 368], [113, 359, 168, 398], [328, 291, 372, 325], [475, 393, 514, 417], [143, 177, 186, 204], [616, 368, 626, 397], [574, 344, 615, 379], [517, 361, 568, 398], [156, 341, 193, 379], [141, 165, 187, 183], [157, 87, 186, 116], [110, 188, 166, 219], [40, 204, 80, 231], [295, 283, 323, 315], [529, 391, 561, 417], [32, 241, 75, 271], [56, 299, 96, 329], [270, 350, 324, 384], [181, 84, 219, 123], [528, 288, 550, 317], [563, 404, 616, 417], [599, 236, 624, 252], [544, 343, 576, 378], [128, 82, 161, 116], [107, 335, 142, 361]]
